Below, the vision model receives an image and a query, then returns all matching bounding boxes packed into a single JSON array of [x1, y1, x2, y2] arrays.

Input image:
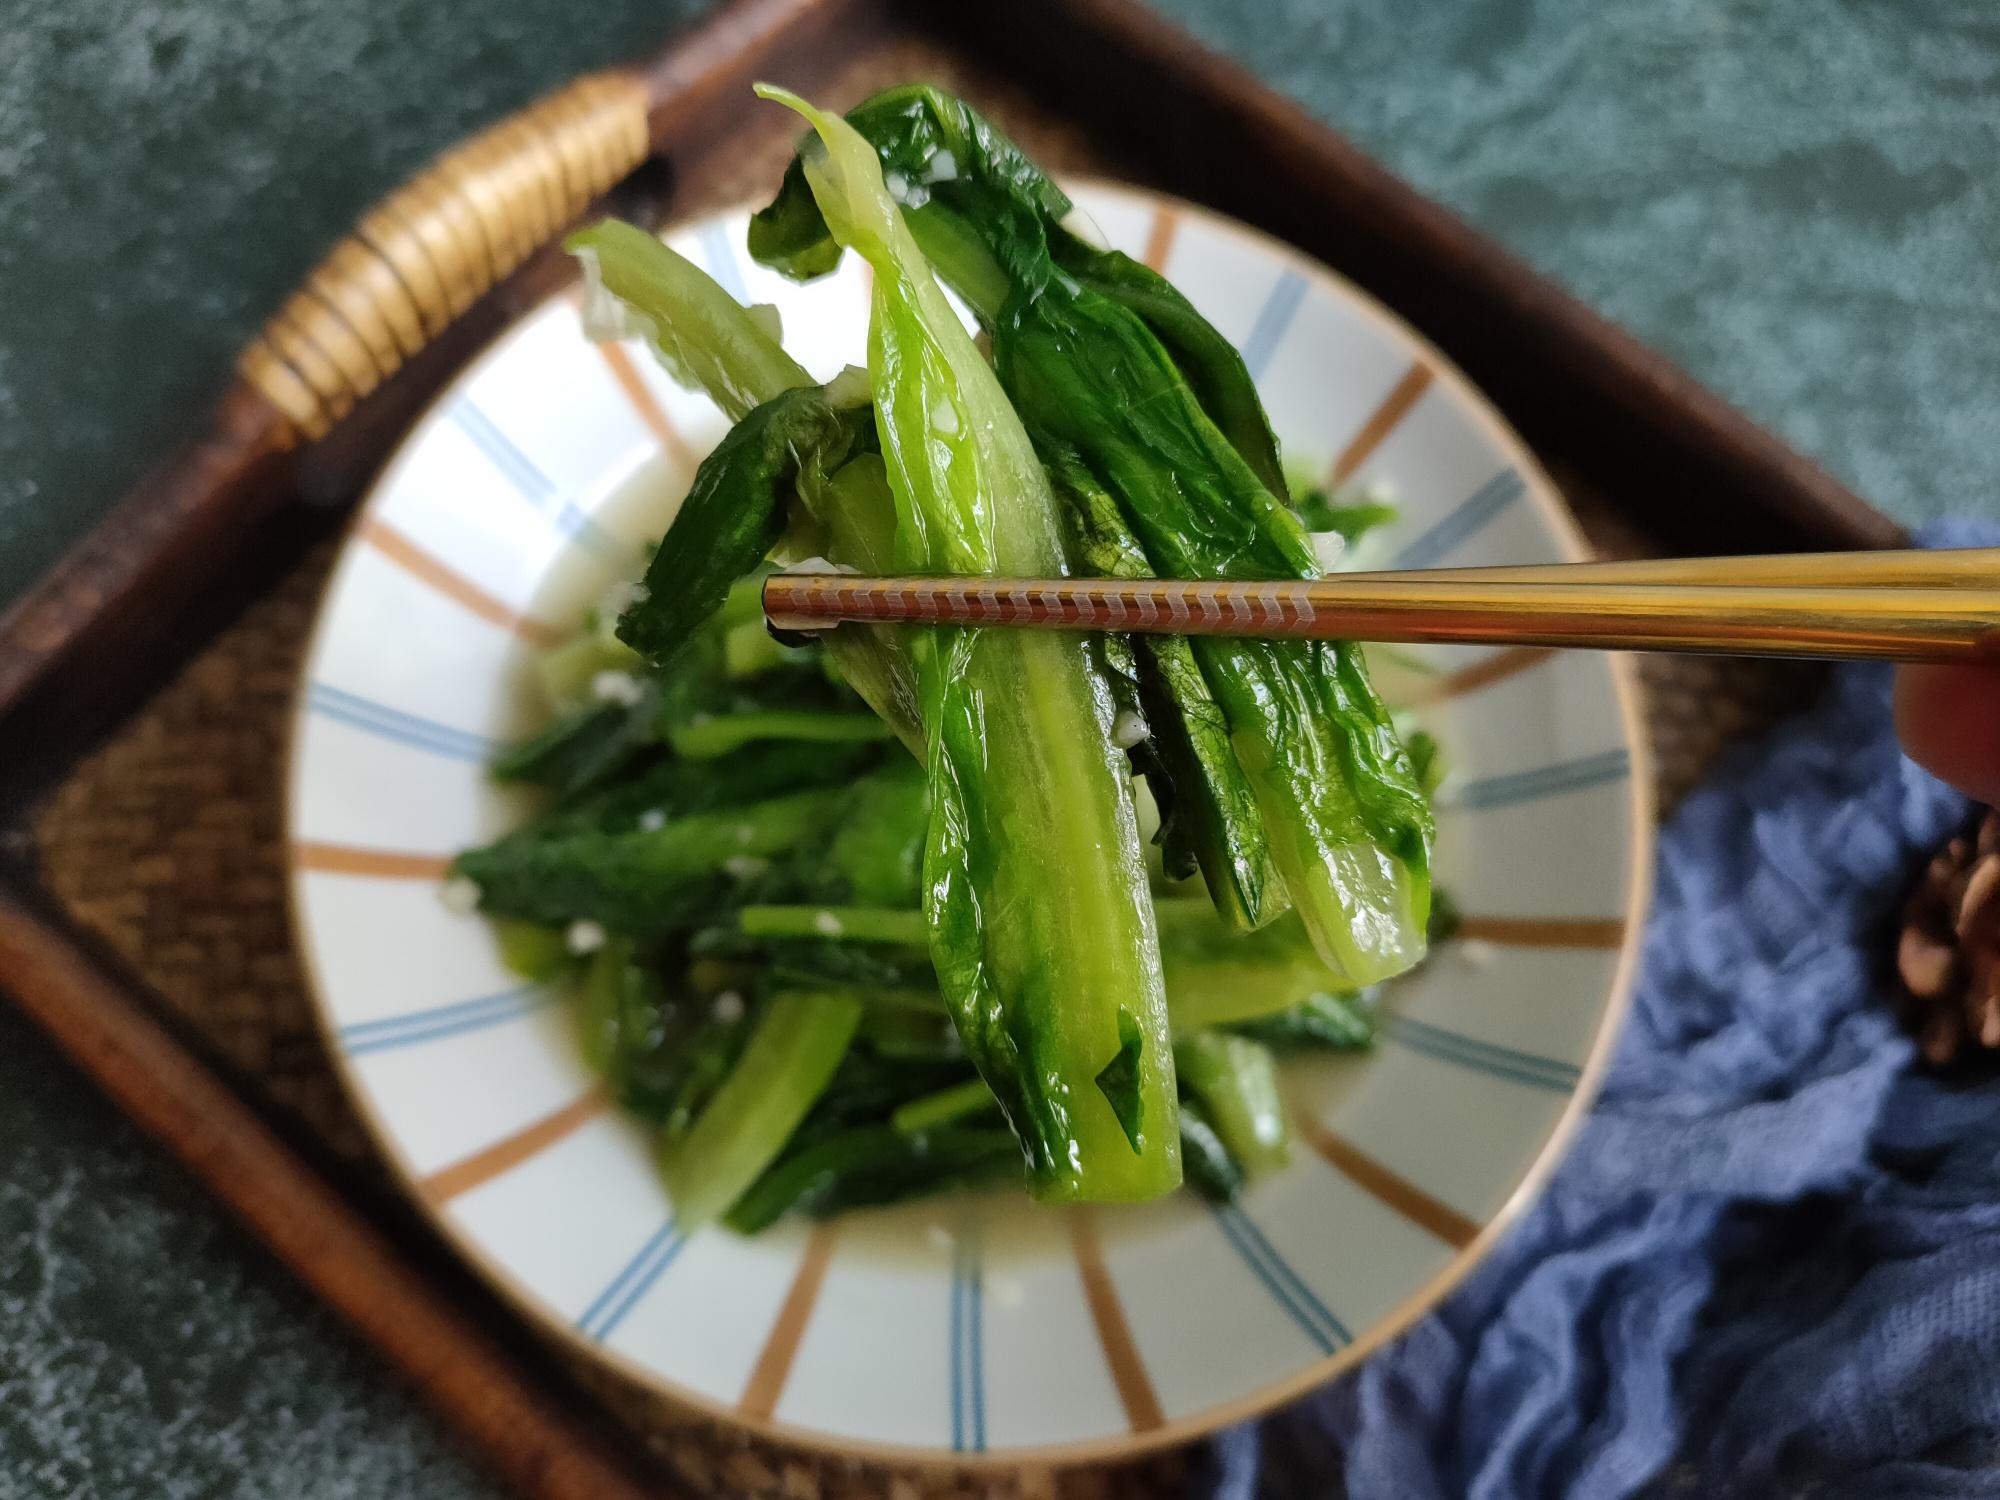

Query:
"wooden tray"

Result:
[[0, 1, 1900, 1496]]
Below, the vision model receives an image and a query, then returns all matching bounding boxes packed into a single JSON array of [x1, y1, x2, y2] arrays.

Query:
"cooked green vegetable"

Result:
[[613, 385, 875, 667], [1229, 989, 1376, 1052], [1050, 448, 1278, 929], [736, 905, 928, 947], [751, 85, 1434, 986], [1178, 1096, 1245, 1203], [446, 81, 1459, 1236], [1295, 484, 1399, 546], [752, 84, 1291, 492], [451, 785, 850, 935], [1173, 1031, 1288, 1176], [891, 1077, 1001, 1134], [1155, 896, 1354, 1031], [538, 624, 643, 712], [761, 87, 1179, 1203], [1406, 728, 1446, 799], [723, 1123, 1019, 1234], [826, 761, 928, 905], [576, 940, 755, 1130], [494, 919, 572, 983], [857, 1003, 963, 1060], [666, 709, 892, 759], [662, 989, 862, 1230], [489, 694, 660, 800], [573, 217, 812, 423], [536, 737, 883, 838], [576, 938, 636, 1075], [569, 219, 920, 748]]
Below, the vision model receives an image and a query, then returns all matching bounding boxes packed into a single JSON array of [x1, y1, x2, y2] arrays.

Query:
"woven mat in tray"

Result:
[[22, 42, 1830, 1497]]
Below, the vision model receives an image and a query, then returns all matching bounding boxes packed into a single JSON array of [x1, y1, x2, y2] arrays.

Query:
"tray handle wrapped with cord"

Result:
[[237, 72, 651, 444]]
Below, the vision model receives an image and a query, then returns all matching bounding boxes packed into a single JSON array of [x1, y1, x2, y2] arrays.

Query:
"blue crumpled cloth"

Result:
[[1201, 521, 2000, 1499]]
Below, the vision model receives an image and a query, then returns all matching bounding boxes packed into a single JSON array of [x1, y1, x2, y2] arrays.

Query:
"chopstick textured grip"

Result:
[[236, 71, 649, 444], [762, 571, 2000, 663], [764, 575, 1333, 632]]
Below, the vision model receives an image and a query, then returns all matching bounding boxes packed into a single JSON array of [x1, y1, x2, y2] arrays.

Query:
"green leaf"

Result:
[[722, 1123, 1020, 1234], [1177, 1096, 1244, 1203], [1154, 896, 1353, 1032], [490, 694, 660, 799], [451, 786, 849, 936], [1051, 447, 1278, 929], [665, 708, 893, 759], [758, 84, 1435, 987], [1094, 1009, 1147, 1153], [568, 217, 920, 751], [759, 85, 1181, 1202], [569, 218, 810, 422], [1228, 990, 1377, 1053], [661, 989, 862, 1230], [1173, 1032, 1288, 1177], [615, 386, 875, 667], [493, 919, 572, 983], [891, 1077, 1000, 1134], [1056, 245, 1288, 498], [1295, 484, 1400, 543]]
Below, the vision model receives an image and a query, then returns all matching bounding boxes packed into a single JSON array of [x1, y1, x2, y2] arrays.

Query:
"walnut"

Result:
[[1897, 809, 2000, 1064]]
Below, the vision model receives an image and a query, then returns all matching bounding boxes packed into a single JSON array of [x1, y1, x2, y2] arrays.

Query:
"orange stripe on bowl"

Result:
[[1398, 645, 1559, 706], [357, 516, 563, 648], [739, 1221, 840, 1420], [1068, 1209, 1164, 1432], [594, 340, 697, 469], [1142, 206, 1180, 272], [292, 841, 453, 880], [1454, 914, 1627, 949], [1329, 361, 1432, 485], [1290, 1112, 1479, 1248], [419, 1088, 608, 1204]]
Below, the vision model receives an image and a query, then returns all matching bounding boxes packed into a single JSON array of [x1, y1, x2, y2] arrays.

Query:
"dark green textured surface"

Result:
[[0, 0, 713, 610], [1144, 0, 2000, 530], [0, 1004, 494, 1498], [4, 0, 1999, 1492]]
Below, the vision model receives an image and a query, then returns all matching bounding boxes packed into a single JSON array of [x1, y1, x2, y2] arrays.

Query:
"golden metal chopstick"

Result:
[[761, 549, 2000, 664], [1346, 548, 2000, 589]]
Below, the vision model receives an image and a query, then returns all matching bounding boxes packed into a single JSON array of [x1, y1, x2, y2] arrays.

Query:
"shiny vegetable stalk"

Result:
[[750, 85, 1435, 986], [567, 218, 920, 749], [759, 87, 1179, 1201]]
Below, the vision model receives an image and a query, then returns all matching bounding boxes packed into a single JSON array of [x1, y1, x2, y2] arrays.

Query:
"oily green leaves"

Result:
[[1050, 447, 1277, 928], [751, 83, 1070, 291], [615, 386, 876, 666], [569, 215, 920, 749], [570, 218, 809, 422], [762, 86, 1179, 1202], [1173, 1031, 1288, 1175], [749, 83, 1284, 493], [750, 84, 1436, 985], [1052, 245, 1287, 499], [451, 786, 850, 937]]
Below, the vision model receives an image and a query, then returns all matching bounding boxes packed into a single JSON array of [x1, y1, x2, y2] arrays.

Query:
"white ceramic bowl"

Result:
[[287, 184, 1651, 1464]]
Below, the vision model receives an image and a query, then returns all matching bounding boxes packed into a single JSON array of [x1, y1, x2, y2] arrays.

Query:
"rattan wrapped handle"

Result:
[[237, 70, 651, 443]]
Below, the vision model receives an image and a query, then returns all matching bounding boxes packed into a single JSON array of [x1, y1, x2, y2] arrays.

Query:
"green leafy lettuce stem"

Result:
[[566, 219, 920, 749], [1049, 445, 1279, 931], [758, 85, 1179, 1202], [748, 83, 1284, 493], [661, 989, 862, 1230], [723, 1123, 1020, 1233], [749, 85, 1434, 986], [450, 785, 848, 936], [1172, 1031, 1289, 1177], [612, 385, 874, 667]]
